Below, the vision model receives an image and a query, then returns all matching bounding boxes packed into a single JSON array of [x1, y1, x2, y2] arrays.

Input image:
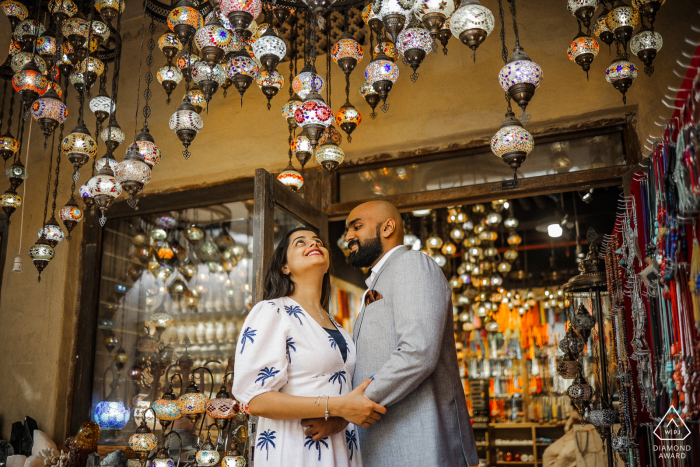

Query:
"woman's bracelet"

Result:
[[314, 395, 331, 420], [325, 396, 330, 421]]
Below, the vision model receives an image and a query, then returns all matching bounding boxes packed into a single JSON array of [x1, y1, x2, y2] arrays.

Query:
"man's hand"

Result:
[[301, 417, 348, 441]]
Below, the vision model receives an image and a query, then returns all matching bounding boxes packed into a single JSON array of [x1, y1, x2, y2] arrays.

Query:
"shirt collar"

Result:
[[370, 244, 405, 277]]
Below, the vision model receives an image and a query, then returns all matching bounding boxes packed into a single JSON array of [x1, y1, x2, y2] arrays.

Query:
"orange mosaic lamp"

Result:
[[178, 375, 209, 423], [206, 372, 239, 430]]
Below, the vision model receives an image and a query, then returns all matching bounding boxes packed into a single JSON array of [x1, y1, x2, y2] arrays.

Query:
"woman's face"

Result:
[[284, 230, 329, 277]]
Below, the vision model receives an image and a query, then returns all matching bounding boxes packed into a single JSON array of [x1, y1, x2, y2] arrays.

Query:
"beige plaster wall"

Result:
[[0, 0, 698, 443]]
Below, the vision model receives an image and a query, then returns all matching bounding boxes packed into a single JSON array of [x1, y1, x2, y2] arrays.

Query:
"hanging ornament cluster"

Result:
[[567, 0, 666, 103]]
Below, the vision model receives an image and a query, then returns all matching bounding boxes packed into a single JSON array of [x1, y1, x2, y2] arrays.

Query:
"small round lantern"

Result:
[[498, 46, 543, 115], [291, 131, 312, 168], [292, 64, 324, 100], [365, 51, 399, 110], [63, 122, 98, 176], [331, 32, 364, 76], [630, 24, 662, 76], [167, 0, 203, 45], [39, 216, 65, 248], [220, 0, 262, 35], [178, 376, 209, 423], [256, 70, 284, 110], [335, 101, 361, 142], [195, 16, 232, 66], [605, 57, 637, 104], [169, 98, 204, 159], [59, 195, 83, 239], [278, 164, 304, 191], [567, 32, 599, 77], [252, 26, 287, 72], [294, 89, 333, 148], [449, 0, 494, 60], [490, 110, 534, 174], [28, 235, 55, 281], [158, 32, 183, 64], [396, 27, 433, 82]]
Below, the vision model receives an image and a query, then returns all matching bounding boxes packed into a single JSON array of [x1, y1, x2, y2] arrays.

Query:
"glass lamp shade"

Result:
[[498, 53, 543, 103], [632, 0, 665, 17], [195, 23, 232, 64], [28, 237, 55, 275], [294, 95, 333, 130], [292, 68, 324, 99], [14, 19, 45, 43], [631, 26, 662, 75], [89, 93, 115, 121], [62, 16, 88, 45], [222, 455, 246, 467], [606, 2, 640, 47], [101, 124, 125, 146], [491, 111, 534, 171], [374, 0, 413, 43], [176, 52, 199, 76], [206, 398, 239, 419], [605, 57, 638, 102], [90, 20, 110, 44], [87, 166, 123, 211], [220, 0, 262, 33], [256, 70, 284, 90], [157, 65, 183, 85], [413, 0, 456, 24], [314, 142, 345, 172], [360, 81, 378, 98], [136, 140, 162, 168], [1, 0, 28, 25], [252, 29, 287, 71], [319, 125, 342, 146], [196, 451, 220, 467], [178, 392, 209, 415], [9, 40, 21, 56], [49, 0, 78, 18], [169, 100, 204, 154], [335, 101, 361, 141], [129, 433, 158, 453], [11, 52, 47, 74], [567, 0, 598, 26], [167, 5, 204, 38], [77, 57, 105, 85], [396, 27, 433, 56], [149, 312, 174, 328], [184, 86, 207, 112], [94, 0, 124, 22], [568, 33, 599, 74], [277, 164, 304, 191], [115, 154, 152, 191], [158, 32, 183, 61], [151, 457, 175, 467], [206, 10, 234, 32], [153, 399, 182, 422], [70, 69, 96, 93], [0, 133, 19, 161], [31, 90, 68, 138], [63, 126, 98, 169], [226, 53, 260, 78], [365, 58, 399, 85], [1, 190, 22, 211], [291, 133, 312, 166], [39, 217, 65, 247], [331, 36, 364, 74], [79, 183, 94, 206], [12, 66, 49, 100], [35, 36, 57, 58], [372, 41, 398, 61], [282, 95, 302, 126], [94, 401, 130, 430], [59, 199, 84, 224], [449, 0, 495, 54], [192, 62, 227, 86]]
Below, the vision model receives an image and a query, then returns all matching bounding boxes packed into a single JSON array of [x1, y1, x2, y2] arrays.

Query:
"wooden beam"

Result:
[[252, 169, 275, 304], [326, 166, 631, 221]]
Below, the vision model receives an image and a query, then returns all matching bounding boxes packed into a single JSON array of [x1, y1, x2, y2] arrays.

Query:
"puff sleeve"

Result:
[[232, 300, 291, 406]]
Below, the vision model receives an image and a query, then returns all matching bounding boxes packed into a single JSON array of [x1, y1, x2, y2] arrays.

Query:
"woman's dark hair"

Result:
[[262, 226, 332, 308]]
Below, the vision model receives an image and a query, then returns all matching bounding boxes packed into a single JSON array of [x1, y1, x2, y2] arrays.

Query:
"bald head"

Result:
[[345, 201, 404, 268]]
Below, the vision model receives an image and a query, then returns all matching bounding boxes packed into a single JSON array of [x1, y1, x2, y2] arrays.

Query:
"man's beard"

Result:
[[348, 225, 384, 268]]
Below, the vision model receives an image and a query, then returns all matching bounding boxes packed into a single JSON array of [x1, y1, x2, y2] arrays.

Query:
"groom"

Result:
[[303, 200, 479, 467]]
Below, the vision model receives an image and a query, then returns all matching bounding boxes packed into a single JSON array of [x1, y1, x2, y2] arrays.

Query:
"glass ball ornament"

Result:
[[334, 101, 361, 142], [31, 88, 68, 144], [449, 0, 494, 59], [605, 57, 638, 104], [630, 25, 662, 76], [95, 0, 124, 23], [94, 401, 130, 430], [167, 2, 204, 45], [195, 20, 232, 66], [606, 1, 640, 50], [396, 27, 433, 82], [292, 65, 324, 100], [169, 99, 204, 159], [568, 32, 599, 75], [491, 110, 534, 173], [331, 33, 364, 76], [252, 27, 287, 72], [157, 65, 183, 103], [277, 163, 304, 191], [498, 47, 543, 114], [256, 70, 284, 110], [63, 123, 98, 175], [567, 0, 598, 28], [219, 0, 262, 34]]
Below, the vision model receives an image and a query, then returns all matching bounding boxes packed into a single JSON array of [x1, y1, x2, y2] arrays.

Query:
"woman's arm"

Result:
[[248, 379, 386, 427]]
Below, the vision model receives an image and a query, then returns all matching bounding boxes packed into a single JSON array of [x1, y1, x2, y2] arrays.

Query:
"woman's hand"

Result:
[[301, 417, 348, 441], [330, 379, 387, 427]]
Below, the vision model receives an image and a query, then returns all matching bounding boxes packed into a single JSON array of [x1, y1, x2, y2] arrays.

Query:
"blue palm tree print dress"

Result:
[[232, 297, 362, 466]]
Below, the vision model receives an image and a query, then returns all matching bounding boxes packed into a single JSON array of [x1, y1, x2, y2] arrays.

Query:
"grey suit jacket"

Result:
[[353, 246, 479, 467]]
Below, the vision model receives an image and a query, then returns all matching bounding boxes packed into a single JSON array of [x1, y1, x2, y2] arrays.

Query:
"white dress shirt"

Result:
[[365, 245, 405, 288]]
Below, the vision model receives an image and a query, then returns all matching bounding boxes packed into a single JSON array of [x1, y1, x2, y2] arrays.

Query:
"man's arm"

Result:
[[363, 252, 450, 406]]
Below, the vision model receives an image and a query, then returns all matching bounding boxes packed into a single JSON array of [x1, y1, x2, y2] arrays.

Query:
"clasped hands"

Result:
[[302, 378, 386, 441]]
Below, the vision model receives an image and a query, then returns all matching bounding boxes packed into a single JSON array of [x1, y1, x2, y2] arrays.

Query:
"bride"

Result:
[[232, 227, 386, 466]]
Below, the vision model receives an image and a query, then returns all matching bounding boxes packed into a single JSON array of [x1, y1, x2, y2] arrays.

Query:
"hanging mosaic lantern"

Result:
[[365, 51, 399, 112], [0, 132, 18, 162], [282, 94, 302, 130], [79, 183, 94, 208], [630, 24, 662, 76], [135, 127, 162, 168], [632, 0, 665, 24], [76, 57, 105, 89], [294, 89, 333, 148], [567, 31, 599, 77], [11, 52, 47, 74], [256, 70, 284, 110], [372, 41, 398, 62], [176, 51, 199, 81], [605, 57, 637, 104], [153, 384, 182, 430], [94, 0, 124, 24], [13, 61, 49, 107], [396, 27, 433, 82], [69, 68, 94, 94], [498, 46, 543, 117], [360, 81, 380, 119], [6, 159, 27, 190], [375, 0, 414, 44], [192, 61, 227, 104], [252, 26, 286, 72], [449, 0, 494, 61], [39, 216, 65, 248], [31, 87, 68, 147], [220, 0, 262, 35], [556, 351, 580, 379], [115, 144, 152, 208], [335, 101, 361, 142], [413, 0, 455, 37], [158, 32, 183, 64], [128, 421, 158, 465], [291, 131, 312, 168], [167, 0, 203, 45], [567, 372, 593, 401], [277, 163, 304, 191], [567, 0, 598, 29], [90, 20, 111, 48], [593, 4, 615, 48], [490, 110, 534, 174], [14, 19, 45, 48], [178, 376, 209, 423], [606, 0, 640, 51], [63, 122, 98, 179], [101, 120, 125, 153], [184, 83, 207, 113], [59, 194, 84, 240], [57, 42, 74, 76], [169, 98, 204, 159], [195, 434, 220, 467], [49, 0, 78, 22], [87, 163, 123, 225], [89, 88, 115, 123], [225, 49, 260, 103], [292, 64, 324, 99], [315, 140, 345, 172], [437, 18, 452, 55], [62, 15, 89, 52], [35, 36, 57, 67], [195, 15, 232, 66], [1, 188, 22, 218], [1, 0, 28, 29], [28, 235, 55, 281], [331, 31, 364, 76]]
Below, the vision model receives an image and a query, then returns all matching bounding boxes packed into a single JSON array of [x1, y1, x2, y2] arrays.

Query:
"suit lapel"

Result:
[[353, 246, 409, 341]]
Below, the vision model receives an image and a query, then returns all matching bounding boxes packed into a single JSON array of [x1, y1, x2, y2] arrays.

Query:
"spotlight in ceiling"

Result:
[[547, 223, 563, 238]]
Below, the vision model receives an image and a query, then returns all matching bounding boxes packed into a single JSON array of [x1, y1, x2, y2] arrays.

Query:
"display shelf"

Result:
[[486, 422, 564, 467]]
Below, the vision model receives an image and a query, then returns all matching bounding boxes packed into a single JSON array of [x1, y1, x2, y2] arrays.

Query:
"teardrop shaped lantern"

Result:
[[294, 89, 333, 148], [115, 144, 151, 208], [28, 235, 55, 282], [498, 46, 543, 117], [59, 194, 84, 240], [335, 100, 361, 143], [167, 0, 203, 45], [396, 27, 433, 82], [360, 81, 380, 119], [62, 122, 98, 180], [449, 0, 494, 61], [169, 98, 203, 159], [256, 70, 284, 110], [365, 51, 399, 113]]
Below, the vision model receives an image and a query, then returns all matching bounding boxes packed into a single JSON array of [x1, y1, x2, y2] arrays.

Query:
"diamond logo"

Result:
[[653, 406, 691, 441]]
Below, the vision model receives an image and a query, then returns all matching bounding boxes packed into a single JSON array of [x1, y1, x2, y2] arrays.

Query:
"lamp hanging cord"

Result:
[[133, 0, 148, 141], [496, 0, 512, 111], [0, 79, 7, 131], [142, 17, 156, 129], [42, 132, 56, 228], [507, 0, 520, 48], [17, 119, 33, 257]]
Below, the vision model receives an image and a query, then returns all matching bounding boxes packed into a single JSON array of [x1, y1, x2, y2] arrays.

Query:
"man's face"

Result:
[[345, 211, 384, 268]]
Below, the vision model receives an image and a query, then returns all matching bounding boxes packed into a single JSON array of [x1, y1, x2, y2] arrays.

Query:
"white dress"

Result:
[[232, 297, 362, 467]]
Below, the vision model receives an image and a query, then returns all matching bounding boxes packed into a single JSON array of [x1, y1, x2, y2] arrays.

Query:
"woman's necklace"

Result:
[[294, 296, 326, 321]]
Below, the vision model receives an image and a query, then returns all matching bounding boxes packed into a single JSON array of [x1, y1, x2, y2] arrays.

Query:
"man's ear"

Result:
[[380, 218, 396, 238]]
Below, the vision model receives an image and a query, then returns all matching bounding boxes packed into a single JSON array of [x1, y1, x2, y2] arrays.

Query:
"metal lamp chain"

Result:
[[142, 18, 156, 128], [0, 79, 7, 130], [507, 0, 520, 48], [496, 0, 512, 111], [133, 1, 148, 140], [104, 11, 123, 156], [52, 76, 69, 213], [5, 90, 15, 138], [15, 105, 26, 164], [79, 0, 96, 116], [42, 133, 56, 227]]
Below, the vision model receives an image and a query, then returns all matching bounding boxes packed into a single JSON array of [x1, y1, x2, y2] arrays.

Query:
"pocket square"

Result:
[[365, 289, 382, 307]]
